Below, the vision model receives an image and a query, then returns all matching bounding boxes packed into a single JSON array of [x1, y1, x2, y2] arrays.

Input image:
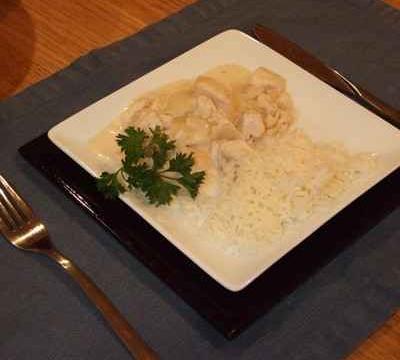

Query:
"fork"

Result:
[[0, 175, 158, 360]]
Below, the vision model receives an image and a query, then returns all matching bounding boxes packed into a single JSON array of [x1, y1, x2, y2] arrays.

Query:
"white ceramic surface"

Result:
[[48, 30, 400, 291]]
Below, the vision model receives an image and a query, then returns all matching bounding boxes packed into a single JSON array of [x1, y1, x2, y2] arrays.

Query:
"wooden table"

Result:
[[1, 1, 399, 359]]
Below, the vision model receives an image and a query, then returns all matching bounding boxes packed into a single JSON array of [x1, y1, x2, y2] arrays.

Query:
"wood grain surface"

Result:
[[0, 1, 399, 359], [0, 0, 196, 99]]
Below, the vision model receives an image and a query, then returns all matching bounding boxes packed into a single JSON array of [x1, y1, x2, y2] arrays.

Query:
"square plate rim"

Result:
[[47, 28, 400, 291]]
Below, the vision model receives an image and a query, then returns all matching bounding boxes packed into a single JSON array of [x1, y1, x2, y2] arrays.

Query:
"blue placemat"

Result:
[[1, 0, 399, 359]]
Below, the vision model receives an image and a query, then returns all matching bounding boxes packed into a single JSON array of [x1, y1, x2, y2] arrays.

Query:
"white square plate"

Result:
[[48, 30, 400, 291]]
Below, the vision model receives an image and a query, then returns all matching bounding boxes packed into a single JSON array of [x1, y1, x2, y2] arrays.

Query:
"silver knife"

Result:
[[253, 24, 400, 128]]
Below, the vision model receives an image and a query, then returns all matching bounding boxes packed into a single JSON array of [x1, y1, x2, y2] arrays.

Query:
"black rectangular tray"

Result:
[[19, 134, 399, 339]]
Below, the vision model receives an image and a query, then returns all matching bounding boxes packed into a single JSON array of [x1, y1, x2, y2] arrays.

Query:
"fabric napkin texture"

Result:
[[0, 0, 399, 359]]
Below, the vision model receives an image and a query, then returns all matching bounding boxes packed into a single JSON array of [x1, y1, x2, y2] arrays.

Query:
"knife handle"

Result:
[[253, 24, 400, 129], [360, 88, 400, 128], [335, 70, 400, 128], [352, 88, 400, 128]]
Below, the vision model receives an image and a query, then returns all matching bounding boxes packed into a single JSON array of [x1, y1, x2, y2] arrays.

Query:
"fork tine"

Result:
[[0, 185, 25, 226], [0, 176, 34, 222], [0, 196, 17, 230]]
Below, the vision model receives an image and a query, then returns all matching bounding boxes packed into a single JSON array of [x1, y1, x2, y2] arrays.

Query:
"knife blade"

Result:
[[253, 24, 400, 128]]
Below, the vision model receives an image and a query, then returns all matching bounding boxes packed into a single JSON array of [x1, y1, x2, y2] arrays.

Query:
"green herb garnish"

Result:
[[96, 126, 206, 206]]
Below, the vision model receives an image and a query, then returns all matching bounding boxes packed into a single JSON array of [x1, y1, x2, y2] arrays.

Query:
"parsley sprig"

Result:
[[96, 126, 206, 206]]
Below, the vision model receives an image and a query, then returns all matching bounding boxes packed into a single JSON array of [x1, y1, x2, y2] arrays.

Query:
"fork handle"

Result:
[[46, 249, 159, 360]]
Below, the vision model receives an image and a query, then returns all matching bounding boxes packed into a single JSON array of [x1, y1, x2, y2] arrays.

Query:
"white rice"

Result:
[[167, 127, 376, 256]]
